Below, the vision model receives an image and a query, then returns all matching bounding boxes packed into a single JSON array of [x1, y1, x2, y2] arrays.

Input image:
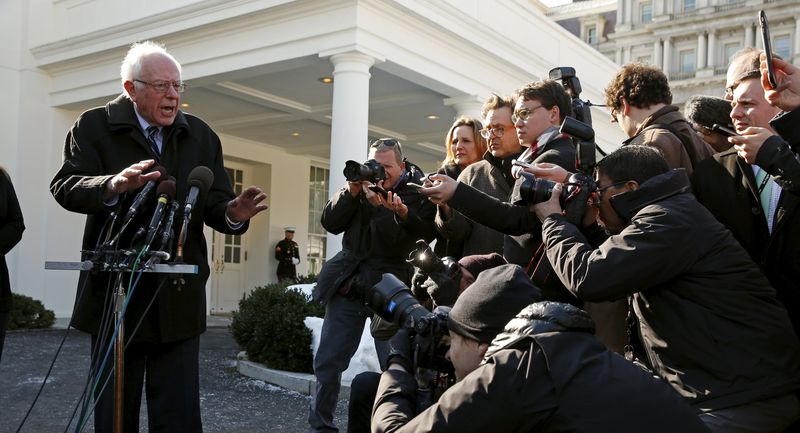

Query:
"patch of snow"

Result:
[[304, 316, 381, 382]]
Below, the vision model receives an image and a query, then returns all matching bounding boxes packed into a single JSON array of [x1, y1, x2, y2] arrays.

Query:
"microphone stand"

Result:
[[45, 255, 197, 433]]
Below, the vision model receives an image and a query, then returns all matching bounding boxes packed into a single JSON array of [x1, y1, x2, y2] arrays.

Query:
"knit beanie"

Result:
[[447, 264, 541, 344], [458, 253, 507, 278]]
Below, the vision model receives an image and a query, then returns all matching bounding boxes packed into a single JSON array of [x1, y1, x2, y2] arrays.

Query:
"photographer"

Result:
[[372, 264, 711, 433], [533, 145, 800, 432], [347, 252, 506, 433], [309, 138, 436, 433]]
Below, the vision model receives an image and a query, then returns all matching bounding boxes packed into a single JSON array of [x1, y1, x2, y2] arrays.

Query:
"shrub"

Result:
[[231, 280, 323, 373], [9, 293, 55, 330]]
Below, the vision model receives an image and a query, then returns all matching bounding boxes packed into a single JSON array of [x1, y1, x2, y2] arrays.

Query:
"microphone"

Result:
[[144, 178, 176, 249], [110, 165, 167, 246], [158, 200, 180, 255], [183, 166, 214, 221], [175, 166, 214, 263]]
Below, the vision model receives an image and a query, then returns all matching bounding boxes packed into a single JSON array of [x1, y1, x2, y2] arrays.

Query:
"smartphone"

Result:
[[711, 123, 738, 137], [759, 10, 778, 89]]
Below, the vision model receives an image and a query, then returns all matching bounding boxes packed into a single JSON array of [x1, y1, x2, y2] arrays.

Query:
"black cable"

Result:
[[12, 274, 91, 433]]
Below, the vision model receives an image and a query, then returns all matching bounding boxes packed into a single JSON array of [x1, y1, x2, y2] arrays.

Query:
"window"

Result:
[[683, 0, 695, 10], [774, 35, 791, 59], [640, 1, 652, 24], [724, 42, 741, 64], [679, 49, 696, 74], [307, 166, 329, 275], [586, 26, 597, 45]]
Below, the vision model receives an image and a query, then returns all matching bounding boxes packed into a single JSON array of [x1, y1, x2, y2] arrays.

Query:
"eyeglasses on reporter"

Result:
[[511, 105, 545, 124], [134, 79, 186, 93], [479, 125, 514, 139]]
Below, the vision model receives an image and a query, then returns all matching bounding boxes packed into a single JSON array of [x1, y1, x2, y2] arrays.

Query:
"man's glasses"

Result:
[[511, 105, 545, 124], [134, 79, 186, 93], [479, 125, 513, 139], [596, 180, 628, 202], [371, 138, 401, 152]]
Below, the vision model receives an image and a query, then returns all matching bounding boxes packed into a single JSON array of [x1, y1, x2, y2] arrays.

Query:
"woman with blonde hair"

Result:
[[438, 116, 487, 178], [434, 116, 487, 258]]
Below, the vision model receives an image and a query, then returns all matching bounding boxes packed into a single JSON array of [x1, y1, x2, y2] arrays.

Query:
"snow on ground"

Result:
[[290, 283, 382, 382]]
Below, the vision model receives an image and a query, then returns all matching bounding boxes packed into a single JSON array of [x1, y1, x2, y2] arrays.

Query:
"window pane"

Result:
[[641, 2, 652, 23], [224, 246, 232, 262], [680, 50, 695, 73], [775, 35, 790, 59], [683, 0, 695, 10], [587, 26, 597, 45]]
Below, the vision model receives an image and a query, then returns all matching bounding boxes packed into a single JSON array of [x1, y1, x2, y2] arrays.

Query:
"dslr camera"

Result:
[[343, 159, 386, 183], [512, 115, 599, 225], [366, 273, 453, 375]]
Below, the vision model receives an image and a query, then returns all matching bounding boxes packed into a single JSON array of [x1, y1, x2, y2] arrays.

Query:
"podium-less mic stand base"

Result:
[[45, 261, 198, 274], [45, 260, 198, 433]]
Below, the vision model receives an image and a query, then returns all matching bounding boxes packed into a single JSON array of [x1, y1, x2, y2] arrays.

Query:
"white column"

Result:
[[616, 47, 623, 65], [325, 51, 375, 257], [443, 95, 483, 120], [794, 18, 800, 58], [654, 39, 663, 69], [617, 0, 625, 25], [625, 46, 633, 64], [697, 32, 707, 70], [625, 0, 633, 25], [745, 24, 755, 48], [707, 30, 717, 69], [663, 37, 672, 77]]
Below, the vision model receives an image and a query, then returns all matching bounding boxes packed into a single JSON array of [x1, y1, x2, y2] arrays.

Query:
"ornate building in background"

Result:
[[548, 0, 800, 103]]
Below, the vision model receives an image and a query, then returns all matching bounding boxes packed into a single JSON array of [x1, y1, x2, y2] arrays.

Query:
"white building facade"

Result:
[[2, 0, 624, 318], [550, 0, 800, 103]]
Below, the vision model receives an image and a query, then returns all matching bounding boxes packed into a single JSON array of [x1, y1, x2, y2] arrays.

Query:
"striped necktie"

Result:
[[146, 126, 161, 161]]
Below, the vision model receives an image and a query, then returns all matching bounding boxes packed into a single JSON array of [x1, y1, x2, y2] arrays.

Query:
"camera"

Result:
[[407, 240, 460, 280], [343, 159, 386, 183], [514, 171, 597, 225], [366, 273, 453, 375], [550, 67, 592, 128]]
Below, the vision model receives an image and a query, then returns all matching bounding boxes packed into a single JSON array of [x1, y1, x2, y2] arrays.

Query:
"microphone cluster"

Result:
[[98, 165, 214, 269]]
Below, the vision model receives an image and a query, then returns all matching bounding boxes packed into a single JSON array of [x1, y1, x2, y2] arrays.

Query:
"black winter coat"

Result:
[[312, 161, 436, 305], [50, 95, 245, 342], [543, 169, 800, 410], [372, 301, 711, 433], [0, 169, 24, 313]]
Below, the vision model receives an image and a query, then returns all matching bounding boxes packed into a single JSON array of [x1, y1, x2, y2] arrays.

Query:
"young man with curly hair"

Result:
[[605, 63, 713, 174]]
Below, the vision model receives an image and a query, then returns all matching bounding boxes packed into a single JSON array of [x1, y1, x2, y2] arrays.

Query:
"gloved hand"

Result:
[[386, 328, 414, 373], [425, 271, 458, 307], [291, 257, 300, 265], [410, 268, 429, 300]]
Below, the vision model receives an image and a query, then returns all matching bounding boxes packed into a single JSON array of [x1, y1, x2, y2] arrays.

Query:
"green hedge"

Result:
[[9, 293, 55, 330], [231, 278, 323, 373]]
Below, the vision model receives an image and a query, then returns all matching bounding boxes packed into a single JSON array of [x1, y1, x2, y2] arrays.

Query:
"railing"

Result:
[[669, 71, 697, 81], [714, 1, 745, 13]]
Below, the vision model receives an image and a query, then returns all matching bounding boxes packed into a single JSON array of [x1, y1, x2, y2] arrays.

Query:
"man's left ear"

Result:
[[478, 343, 489, 358], [625, 180, 640, 191]]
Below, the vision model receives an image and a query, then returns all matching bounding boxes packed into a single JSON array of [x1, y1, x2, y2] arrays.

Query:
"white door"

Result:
[[209, 162, 250, 313]]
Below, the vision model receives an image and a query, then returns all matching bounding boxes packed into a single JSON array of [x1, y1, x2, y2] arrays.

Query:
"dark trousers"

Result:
[[91, 334, 202, 433], [347, 372, 381, 433]]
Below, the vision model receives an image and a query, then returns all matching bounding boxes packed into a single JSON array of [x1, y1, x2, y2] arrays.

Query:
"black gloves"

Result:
[[387, 328, 414, 373]]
